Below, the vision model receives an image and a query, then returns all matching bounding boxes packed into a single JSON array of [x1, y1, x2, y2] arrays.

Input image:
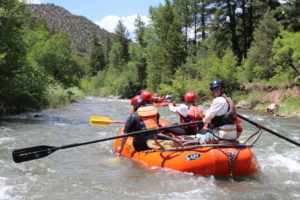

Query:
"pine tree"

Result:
[[246, 10, 282, 80], [134, 15, 146, 47], [113, 20, 130, 63], [89, 34, 106, 76]]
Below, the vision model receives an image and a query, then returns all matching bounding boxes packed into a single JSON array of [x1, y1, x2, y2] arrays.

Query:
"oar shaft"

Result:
[[62, 121, 203, 149], [12, 121, 203, 163], [238, 114, 300, 147]]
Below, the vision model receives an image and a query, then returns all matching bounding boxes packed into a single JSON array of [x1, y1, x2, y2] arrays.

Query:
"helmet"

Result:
[[210, 79, 224, 90], [141, 91, 152, 101], [131, 95, 145, 105], [184, 92, 196, 102]]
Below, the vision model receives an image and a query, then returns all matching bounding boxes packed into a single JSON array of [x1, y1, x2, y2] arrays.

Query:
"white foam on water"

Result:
[[54, 122, 66, 126], [283, 180, 299, 185], [0, 177, 15, 200], [0, 137, 13, 145], [267, 154, 300, 173]]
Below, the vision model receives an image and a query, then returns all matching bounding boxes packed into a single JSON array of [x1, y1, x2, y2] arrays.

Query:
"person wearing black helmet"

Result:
[[197, 79, 239, 144], [117, 95, 161, 155]]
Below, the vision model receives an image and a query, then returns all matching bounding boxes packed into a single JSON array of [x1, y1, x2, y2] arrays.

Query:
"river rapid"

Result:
[[1, 97, 300, 200]]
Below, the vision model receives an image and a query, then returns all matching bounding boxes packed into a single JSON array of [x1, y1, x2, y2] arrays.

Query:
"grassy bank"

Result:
[[232, 90, 300, 117], [45, 84, 86, 107]]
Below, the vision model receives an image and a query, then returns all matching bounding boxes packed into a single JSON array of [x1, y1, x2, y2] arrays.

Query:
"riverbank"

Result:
[[233, 83, 300, 118], [2, 83, 300, 119]]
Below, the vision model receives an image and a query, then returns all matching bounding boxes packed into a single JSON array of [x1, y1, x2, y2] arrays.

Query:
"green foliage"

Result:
[[0, 0, 49, 110], [44, 84, 85, 107], [2, 0, 300, 115], [30, 32, 82, 87], [79, 70, 107, 95], [0, 0, 28, 78], [89, 34, 106, 76], [145, 1, 186, 90], [278, 98, 300, 116], [246, 10, 282, 81], [134, 15, 146, 47], [270, 31, 300, 83], [113, 20, 130, 63], [276, 0, 300, 32]]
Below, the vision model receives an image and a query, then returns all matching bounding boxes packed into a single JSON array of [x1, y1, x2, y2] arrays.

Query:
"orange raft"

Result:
[[114, 120, 260, 176], [152, 102, 170, 107]]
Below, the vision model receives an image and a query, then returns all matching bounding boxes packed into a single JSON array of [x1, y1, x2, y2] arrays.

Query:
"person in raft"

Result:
[[141, 90, 152, 104], [197, 79, 242, 144], [117, 95, 161, 155], [168, 92, 204, 135], [165, 94, 172, 102]]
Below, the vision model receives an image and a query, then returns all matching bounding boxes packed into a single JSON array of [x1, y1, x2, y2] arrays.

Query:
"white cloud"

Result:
[[95, 15, 150, 40], [21, 0, 41, 4]]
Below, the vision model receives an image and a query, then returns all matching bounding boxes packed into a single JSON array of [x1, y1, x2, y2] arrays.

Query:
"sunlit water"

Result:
[[1, 97, 299, 200]]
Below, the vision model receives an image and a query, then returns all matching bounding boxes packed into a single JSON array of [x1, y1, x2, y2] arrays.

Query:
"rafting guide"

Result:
[[11, 79, 300, 176]]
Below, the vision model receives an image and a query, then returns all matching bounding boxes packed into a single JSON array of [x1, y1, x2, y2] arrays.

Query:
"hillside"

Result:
[[29, 3, 112, 55]]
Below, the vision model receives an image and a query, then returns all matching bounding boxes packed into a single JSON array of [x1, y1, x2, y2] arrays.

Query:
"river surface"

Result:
[[1, 97, 300, 200]]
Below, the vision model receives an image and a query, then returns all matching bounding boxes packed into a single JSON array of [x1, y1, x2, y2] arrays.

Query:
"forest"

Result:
[[1, 0, 300, 113]]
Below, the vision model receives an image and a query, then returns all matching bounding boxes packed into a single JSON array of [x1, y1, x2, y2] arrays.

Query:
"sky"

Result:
[[23, 0, 165, 39]]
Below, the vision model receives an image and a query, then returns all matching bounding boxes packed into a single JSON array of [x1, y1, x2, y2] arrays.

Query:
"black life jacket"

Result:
[[211, 97, 237, 128]]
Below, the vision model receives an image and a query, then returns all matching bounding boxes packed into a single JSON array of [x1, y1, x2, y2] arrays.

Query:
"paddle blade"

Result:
[[89, 116, 113, 126], [12, 145, 57, 163]]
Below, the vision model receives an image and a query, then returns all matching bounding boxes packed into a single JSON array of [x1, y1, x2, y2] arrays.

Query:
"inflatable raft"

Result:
[[152, 102, 170, 107], [114, 120, 261, 176]]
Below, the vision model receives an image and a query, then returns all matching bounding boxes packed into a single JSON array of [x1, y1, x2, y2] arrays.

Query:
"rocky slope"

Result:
[[29, 3, 113, 55]]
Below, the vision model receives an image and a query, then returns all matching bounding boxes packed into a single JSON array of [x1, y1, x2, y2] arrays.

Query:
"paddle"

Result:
[[12, 121, 202, 163], [237, 114, 300, 147], [89, 116, 125, 126]]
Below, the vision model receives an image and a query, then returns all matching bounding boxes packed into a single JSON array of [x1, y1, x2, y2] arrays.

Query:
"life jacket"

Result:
[[137, 106, 159, 130], [179, 105, 204, 134], [211, 97, 237, 127]]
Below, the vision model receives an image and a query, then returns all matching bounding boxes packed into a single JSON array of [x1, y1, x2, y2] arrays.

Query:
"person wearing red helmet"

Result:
[[131, 95, 146, 112], [117, 95, 160, 155], [169, 92, 204, 135], [198, 79, 241, 144], [141, 91, 152, 104]]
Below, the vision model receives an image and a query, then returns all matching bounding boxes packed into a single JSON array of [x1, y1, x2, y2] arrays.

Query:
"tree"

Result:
[[277, 0, 300, 32], [246, 10, 282, 81], [89, 33, 106, 76], [133, 18, 147, 89], [174, 0, 193, 48], [113, 20, 130, 63], [146, 0, 186, 90], [0, 0, 49, 110], [134, 15, 146, 47], [31, 32, 82, 87], [271, 31, 300, 82]]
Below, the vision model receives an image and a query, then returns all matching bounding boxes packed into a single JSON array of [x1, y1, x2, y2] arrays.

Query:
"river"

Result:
[[1, 97, 299, 200]]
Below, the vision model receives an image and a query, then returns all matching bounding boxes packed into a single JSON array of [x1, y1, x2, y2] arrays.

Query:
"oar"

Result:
[[89, 116, 125, 126], [237, 114, 300, 147], [12, 121, 202, 163]]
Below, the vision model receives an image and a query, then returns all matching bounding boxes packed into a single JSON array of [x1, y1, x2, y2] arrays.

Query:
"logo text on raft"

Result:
[[185, 153, 201, 161]]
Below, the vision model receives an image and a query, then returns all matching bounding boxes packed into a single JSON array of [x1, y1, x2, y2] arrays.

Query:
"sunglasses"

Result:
[[210, 87, 221, 91]]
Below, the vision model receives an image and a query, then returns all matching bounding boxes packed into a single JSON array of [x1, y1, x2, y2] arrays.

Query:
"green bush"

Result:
[[278, 98, 300, 115], [44, 84, 85, 107]]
